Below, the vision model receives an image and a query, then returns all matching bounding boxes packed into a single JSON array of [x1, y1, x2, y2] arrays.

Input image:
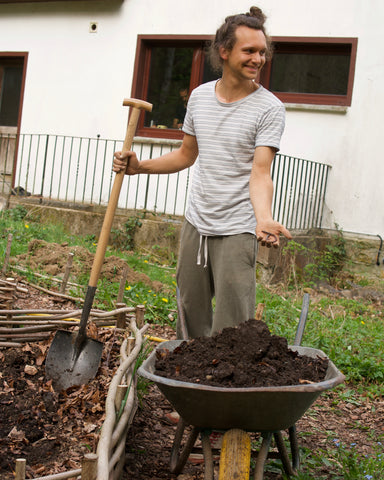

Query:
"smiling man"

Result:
[[113, 6, 291, 338]]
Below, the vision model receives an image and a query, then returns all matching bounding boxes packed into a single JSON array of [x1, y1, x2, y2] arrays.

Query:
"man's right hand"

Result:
[[113, 150, 140, 175]]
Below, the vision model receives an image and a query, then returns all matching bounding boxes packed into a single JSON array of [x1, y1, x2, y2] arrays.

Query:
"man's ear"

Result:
[[219, 46, 229, 61]]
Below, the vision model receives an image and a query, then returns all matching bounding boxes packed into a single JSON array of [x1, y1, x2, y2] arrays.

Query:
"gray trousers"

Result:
[[176, 220, 258, 339]]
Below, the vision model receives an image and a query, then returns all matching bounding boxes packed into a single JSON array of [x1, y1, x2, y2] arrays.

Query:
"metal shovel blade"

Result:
[[45, 329, 103, 391]]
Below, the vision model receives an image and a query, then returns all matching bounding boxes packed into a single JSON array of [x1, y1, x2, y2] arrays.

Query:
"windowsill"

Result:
[[133, 136, 183, 146], [131, 104, 348, 145], [284, 103, 348, 113]]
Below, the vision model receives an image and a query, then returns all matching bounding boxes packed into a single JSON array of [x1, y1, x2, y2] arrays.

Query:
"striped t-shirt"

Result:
[[182, 80, 285, 236]]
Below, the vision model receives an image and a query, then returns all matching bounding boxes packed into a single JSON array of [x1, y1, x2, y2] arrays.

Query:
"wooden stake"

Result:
[[135, 304, 145, 328], [126, 336, 135, 357], [255, 303, 265, 321], [117, 265, 129, 303], [1, 277, 16, 320], [115, 384, 128, 412], [115, 302, 127, 329], [60, 252, 74, 293], [81, 453, 98, 480], [14, 458, 26, 480], [2, 233, 13, 275]]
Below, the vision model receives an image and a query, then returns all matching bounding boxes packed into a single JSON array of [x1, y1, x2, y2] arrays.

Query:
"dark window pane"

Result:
[[0, 66, 23, 126], [270, 53, 350, 95], [145, 47, 194, 129]]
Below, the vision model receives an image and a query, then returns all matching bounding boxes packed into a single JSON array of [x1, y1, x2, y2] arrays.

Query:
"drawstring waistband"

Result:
[[197, 235, 208, 268]]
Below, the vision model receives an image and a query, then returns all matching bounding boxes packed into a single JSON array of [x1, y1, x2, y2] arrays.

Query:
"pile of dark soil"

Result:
[[155, 319, 328, 388]]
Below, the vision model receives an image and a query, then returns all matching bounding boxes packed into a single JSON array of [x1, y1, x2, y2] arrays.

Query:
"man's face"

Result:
[[180, 89, 188, 101], [220, 26, 267, 81]]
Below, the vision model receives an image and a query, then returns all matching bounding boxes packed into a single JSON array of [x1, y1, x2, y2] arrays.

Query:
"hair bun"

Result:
[[248, 6, 266, 24]]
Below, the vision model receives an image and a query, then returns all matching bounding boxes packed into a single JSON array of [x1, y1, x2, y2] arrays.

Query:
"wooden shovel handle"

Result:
[[88, 98, 153, 287]]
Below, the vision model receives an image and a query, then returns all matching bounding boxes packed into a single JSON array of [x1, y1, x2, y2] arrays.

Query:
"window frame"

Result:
[[131, 35, 358, 139], [260, 36, 358, 106], [131, 35, 213, 140]]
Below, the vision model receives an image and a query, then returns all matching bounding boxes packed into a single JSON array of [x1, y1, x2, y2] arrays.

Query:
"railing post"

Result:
[[143, 143, 153, 210], [39, 135, 49, 202]]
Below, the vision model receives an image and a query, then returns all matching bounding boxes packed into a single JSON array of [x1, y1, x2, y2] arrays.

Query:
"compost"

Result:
[[154, 319, 329, 388]]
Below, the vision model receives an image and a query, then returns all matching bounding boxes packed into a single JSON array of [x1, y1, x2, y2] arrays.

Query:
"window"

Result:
[[260, 37, 358, 106], [131, 36, 358, 139], [0, 57, 24, 127], [131, 35, 219, 139]]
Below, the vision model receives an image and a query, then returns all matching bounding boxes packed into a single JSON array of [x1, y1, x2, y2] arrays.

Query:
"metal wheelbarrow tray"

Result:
[[138, 340, 345, 433]]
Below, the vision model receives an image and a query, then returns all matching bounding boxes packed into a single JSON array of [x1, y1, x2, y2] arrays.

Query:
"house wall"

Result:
[[0, 0, 383, 237]]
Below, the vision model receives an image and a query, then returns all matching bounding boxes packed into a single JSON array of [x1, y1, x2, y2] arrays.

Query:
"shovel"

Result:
[[46, 98, 153, 391]]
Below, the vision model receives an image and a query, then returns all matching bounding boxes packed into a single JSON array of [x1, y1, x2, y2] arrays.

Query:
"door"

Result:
[[0, 54, 27, 195]]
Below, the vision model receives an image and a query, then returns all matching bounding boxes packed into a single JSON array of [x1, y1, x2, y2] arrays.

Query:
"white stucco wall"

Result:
[[0, 0, 383, 237]]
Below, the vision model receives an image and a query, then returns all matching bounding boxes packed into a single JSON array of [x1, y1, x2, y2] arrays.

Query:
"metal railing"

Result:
[[271, 153, 330, 230], [0, 133, 331, 229]]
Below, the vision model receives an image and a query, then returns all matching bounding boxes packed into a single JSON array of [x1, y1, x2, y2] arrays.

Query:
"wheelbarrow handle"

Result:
[[293, 293, 310, 347]]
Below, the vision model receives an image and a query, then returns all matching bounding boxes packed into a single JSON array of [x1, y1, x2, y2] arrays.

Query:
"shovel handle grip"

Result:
[[88, 98, 153, 288]]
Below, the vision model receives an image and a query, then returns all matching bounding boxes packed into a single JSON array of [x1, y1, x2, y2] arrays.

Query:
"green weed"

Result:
[[110, 213, 145, 251], [282, 227, 348, 288], [123, 281, 176, 326]]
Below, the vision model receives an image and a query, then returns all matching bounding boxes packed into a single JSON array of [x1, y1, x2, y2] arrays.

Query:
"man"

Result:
[[113, 6, 292, 339], [172, 87, 189, 129]]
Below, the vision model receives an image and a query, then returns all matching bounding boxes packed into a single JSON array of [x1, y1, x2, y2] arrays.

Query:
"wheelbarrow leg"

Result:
[[201, 430, 215, 480], [170, 418, 200, 475], [253, 432, 273, 480], [273, 426, 299, 478], [288, 425, 300, 472]]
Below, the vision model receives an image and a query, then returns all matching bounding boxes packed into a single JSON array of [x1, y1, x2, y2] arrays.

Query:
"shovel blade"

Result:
[[46, 330, 103, 391]]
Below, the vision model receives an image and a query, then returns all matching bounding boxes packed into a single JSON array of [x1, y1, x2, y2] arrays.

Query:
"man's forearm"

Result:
[[138, 133, 198, 175], [249, 173, 274, 223], [137, 149, 191, 175]]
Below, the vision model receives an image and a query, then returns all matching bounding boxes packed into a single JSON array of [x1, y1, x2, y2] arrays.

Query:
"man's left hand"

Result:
[[256, 221, 292, 248]]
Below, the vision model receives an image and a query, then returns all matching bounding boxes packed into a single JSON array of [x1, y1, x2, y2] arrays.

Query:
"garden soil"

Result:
[[154, 319, 328, 388], [14, 238, 165, 291], [1, 242, 384, 479]]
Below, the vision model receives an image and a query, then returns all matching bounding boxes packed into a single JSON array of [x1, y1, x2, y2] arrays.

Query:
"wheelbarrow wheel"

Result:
[[218, 429, 251, 480]]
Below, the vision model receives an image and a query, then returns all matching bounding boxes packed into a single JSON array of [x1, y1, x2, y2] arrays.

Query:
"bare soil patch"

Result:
[[1, 280, 383, 479], [14, 239, 164, 291]]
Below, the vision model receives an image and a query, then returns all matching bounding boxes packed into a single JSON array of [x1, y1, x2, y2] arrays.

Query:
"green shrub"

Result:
[[111, 213, 144, 251]]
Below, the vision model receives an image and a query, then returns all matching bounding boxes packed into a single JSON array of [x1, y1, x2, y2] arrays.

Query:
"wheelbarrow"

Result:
[[138, 295, 345, 479]]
